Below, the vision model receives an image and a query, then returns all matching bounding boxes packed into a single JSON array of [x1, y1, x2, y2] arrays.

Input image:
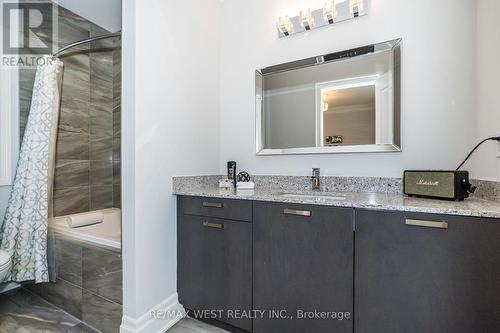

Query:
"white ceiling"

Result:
[[53, 0, 121, 32], [324, 85, 375, 108]]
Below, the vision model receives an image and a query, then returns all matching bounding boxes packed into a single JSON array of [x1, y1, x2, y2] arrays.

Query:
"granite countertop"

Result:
[[173, 186, 500, 219]]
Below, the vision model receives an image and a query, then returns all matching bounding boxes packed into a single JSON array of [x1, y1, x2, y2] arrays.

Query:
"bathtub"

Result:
[[49, 208, 121, 249]]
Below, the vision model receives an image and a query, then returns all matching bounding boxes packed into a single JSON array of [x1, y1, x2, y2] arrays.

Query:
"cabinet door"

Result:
[[178, 213, 252, 331], [253, 201, 354, 333], [355, 209, 500, 333]]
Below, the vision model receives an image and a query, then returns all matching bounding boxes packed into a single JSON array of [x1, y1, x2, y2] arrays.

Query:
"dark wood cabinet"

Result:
[[253, 201, 354, 333], [354, 209, 500, 333], [178, 197, 252, 332], [178, 195, 500, 333]]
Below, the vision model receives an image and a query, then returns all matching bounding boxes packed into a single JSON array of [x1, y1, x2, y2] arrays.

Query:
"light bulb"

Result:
[[277, 16, 294, 36], [350, 0, 365, 18], [323, 2, 337, 24], [322, 102, 329, 112], [299, 9, 315, 31]]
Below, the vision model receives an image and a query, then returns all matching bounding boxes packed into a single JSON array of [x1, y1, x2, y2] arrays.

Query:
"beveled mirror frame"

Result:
[[256, 38, 402, 156]]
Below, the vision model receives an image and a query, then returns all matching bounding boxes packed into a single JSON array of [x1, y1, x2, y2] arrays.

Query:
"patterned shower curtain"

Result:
[[0, 57, 63, 283]]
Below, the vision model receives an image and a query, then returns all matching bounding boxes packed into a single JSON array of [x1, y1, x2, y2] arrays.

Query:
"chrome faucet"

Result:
[[311, 168, 320, 190]]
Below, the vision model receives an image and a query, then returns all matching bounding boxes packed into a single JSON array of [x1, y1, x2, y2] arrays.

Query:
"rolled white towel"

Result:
[[66, 211, 104, 228]]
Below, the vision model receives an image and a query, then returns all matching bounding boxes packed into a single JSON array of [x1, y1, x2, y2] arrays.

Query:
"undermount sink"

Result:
[[278, 193, 347, 201]]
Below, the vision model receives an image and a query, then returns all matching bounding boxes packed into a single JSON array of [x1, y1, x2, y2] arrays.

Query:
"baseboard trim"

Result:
[[120, 292, 185, 333]]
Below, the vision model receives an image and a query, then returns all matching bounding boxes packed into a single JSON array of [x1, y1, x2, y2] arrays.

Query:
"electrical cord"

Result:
[[456, 136, 500, 171]]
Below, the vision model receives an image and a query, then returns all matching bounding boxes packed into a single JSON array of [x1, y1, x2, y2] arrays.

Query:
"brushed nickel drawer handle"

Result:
[[202, 221, 224, 229], [202, 202, 223, 208], [284, 208, 312, 217], [405, 219, 448, 229]]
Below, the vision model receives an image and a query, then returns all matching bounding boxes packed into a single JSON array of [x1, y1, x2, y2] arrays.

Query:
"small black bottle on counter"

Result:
[[227, 161, 237, 187]]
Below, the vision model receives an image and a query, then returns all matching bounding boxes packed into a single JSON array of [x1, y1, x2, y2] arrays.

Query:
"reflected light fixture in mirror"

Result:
[[299, 9, 315, 30]]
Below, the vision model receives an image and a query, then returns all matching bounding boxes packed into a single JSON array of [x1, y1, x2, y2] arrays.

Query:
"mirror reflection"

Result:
[[256, 39, 401, 155]]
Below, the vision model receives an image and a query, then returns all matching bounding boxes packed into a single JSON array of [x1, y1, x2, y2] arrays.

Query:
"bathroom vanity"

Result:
[[176, 185, 500, 333]]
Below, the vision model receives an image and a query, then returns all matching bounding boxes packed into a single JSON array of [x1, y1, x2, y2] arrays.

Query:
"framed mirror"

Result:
[[256, 39, 401, 155]]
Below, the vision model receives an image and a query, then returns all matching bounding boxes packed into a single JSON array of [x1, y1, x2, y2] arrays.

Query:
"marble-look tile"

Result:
[[54, 160, 90, 189], [90, 186, 113, 210], [113, 134, 121, 161], [57, 8, 90, 49], [56, 132, 90, 160], [90, 24, 118, 51], [27, 279, 83, 319], [113, 185, 121, 208], [19, 69, 37, 101], [113, 48, 122, 109], [90, 107, 113, 137], [113, 161, 121, 185], [54, 187, 90, 217], [61, 55, 91, 101], [90, 160, 113, 186], [90, 77, 113, 114], [113, 107, 121, 138], [19, 127, 25, 143], [62, 53, 91, 77], [82, 247, 122, 304], [58, 104, 90, 135], [90, 51, 114, 83], [19, 110, 29, 131], [90, 136, 113, 161], [82, 291, 122, 333], [55, 238, 83, 287], [168, 317, 230, 333], [19, 98, 32, 114], [0, 288, 98, 333]]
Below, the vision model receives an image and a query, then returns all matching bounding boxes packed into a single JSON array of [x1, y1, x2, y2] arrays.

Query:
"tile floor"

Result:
[[0, 288, 227, 333], [168, 317, 229, 333], [0, 288, 98, 333]]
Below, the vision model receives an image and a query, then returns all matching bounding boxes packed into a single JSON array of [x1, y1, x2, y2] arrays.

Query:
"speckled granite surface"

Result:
[[173, 175, 403, 194], [173, 176, 500, 219], [472, 179, 500, 201]]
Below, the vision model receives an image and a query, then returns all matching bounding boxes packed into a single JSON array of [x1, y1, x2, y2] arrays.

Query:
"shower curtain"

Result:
[[0, 56, 63, 283]]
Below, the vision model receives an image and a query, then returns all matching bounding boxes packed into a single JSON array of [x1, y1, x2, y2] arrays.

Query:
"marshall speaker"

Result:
[[403, 170, 476, 201]]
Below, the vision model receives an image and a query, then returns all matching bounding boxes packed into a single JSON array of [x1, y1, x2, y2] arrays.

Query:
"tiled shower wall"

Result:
[[19, 6, 121, 216], [28, 236, 123, 333]]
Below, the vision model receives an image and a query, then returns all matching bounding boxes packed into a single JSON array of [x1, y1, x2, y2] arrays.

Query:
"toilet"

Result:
[[0, 250, 11, 282]]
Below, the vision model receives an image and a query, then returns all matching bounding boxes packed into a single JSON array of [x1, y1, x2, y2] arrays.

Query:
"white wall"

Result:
[[121, 0, 221, 324], [54, 0, 122, 32], [219, 0, 478, 177], [472, 0, 500, 181]]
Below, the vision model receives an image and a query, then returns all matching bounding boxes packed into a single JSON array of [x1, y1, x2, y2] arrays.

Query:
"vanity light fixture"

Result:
[[277, 0, 367, 38], [299, 9, 315, 31], [277, 16, 294, 36], [323, 1, 337, 24], [350, 0, 365, 18]]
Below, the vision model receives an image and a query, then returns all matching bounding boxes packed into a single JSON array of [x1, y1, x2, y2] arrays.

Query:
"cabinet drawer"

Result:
[[180, 196, 252, 222]]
